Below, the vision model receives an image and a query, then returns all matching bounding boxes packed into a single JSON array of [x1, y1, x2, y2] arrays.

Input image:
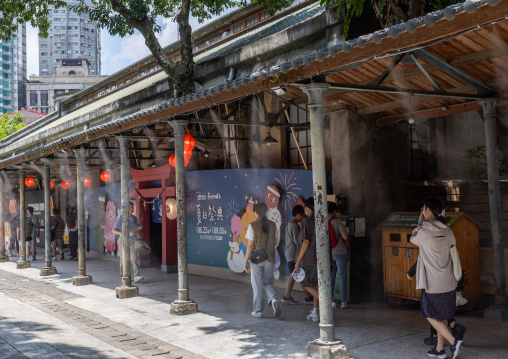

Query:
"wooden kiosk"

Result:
[[377, 212, 480, 306]]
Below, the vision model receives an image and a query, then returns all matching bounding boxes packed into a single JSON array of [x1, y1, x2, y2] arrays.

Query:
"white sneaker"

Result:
[[332, 302, 337, 310], [306, 310, 319, 322], [134, 276, 144, 283], [51, 256, 57, 261], [251, 311, 263, 318], [341, 301, 348, 309], [272, 300, 282, 318]]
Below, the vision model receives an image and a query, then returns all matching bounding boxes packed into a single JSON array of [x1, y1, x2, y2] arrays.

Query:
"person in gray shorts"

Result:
[[295, 198, 320, 322], [281, 205, 305, 304]]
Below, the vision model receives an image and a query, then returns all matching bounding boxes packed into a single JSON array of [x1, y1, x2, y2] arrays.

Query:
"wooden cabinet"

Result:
[[378, 212, 480, 305]]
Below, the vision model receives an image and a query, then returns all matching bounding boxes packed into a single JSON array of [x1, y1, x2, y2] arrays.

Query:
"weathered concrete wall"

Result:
[[329, 110, 408, 301], [435, 112, 486, 180]]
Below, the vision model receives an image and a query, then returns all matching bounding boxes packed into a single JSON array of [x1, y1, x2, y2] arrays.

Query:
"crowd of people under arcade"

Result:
[[3, 196, 466, 358]]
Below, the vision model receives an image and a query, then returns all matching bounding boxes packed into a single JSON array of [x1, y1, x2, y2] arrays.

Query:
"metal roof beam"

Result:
[[408, 54, 443, 92], [369, 54, 405, 86], [414, 49, 495, 95], [326, 82, 486, 100]]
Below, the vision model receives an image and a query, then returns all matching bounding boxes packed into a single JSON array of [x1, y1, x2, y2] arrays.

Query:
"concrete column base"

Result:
[[72, 275, 93, 286], [115, 286, 139, 299], [0, 255, 9, 262], [40, 267, 58, 276], [307, 339, 351, 359], [170, 300, 198, 315], [484, 306, 508, 321], [16, 261, 31, 269]]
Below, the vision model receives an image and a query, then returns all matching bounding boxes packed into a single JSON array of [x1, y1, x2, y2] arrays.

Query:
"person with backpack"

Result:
[[50, 208, 66, 260], [26, 206, 40, 261], [328, 202, 349, 309]]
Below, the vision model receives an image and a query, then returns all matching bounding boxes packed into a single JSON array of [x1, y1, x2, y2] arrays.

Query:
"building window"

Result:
[[233, 22, 245, 33], [411, 122, 437, 178], [40, 52, 48, 56], [40, 91, 49, 106], [287, 104, 311, 169], [260, 11, 270, 21], [54, 90, 65, 95], [246, 16, 258, 27], [30, 91, 38, 106]]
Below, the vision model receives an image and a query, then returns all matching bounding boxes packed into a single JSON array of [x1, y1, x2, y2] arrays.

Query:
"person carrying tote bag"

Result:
[[410, 198, 463, 359], [244, 203, 281, 319]]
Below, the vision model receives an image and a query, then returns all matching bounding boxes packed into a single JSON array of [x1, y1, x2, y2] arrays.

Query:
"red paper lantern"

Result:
[[83, 176, 92, 187], [183, 134, 195, 151], [100, 171, 111, 182], [60, 180, 71, 190], [169, 153, 190, 167], [43, 180, 55, 189], [25, 177, 35, 187]]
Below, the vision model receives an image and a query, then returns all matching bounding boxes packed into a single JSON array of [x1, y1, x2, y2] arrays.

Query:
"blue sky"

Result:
[[26, 12, 234, 77]]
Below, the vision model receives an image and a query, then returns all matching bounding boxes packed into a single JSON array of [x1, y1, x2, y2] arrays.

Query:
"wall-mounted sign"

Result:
[[186, 169, 313, 277]]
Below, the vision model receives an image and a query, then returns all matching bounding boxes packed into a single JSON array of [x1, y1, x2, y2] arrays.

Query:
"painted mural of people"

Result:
[[104, 201, 117, 255], [227, 214, 244, 273], [264, 185, 282, 279]]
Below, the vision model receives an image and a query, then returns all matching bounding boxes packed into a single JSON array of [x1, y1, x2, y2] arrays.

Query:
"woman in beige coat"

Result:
[[410, 198, 463, 359]]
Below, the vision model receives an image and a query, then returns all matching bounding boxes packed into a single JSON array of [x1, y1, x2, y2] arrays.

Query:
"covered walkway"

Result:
[[1, 254, 507, 359]]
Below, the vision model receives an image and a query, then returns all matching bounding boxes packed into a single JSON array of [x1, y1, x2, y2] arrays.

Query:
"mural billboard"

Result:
[[186, 169, 313, 277]]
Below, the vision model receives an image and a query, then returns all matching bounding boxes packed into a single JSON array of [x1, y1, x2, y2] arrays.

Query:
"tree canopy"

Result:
[[1, 0, 293, 98], [0, 113, 27, 140], [321, 0, 462, 37]]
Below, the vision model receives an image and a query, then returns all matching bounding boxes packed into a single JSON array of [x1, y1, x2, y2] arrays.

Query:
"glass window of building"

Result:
[[30, 91, 38, 106], [40, 91, 48, 106], [233, 22, 245, 33], [246, 16, 258, 27]]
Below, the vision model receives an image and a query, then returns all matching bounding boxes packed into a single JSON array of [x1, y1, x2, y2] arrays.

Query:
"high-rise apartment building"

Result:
[[0, 24, 27, 114], [39, 1, 101, 76]]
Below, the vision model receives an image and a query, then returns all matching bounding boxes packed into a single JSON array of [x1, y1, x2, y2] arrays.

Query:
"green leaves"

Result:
[[0, 0, 67, 40], [463, 145, 508, 178], [0, 113, 27, 140]]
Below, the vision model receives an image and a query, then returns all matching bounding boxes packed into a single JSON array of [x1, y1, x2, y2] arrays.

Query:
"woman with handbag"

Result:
[[244, 203, 281, 319], [410, 198, 463, 359]]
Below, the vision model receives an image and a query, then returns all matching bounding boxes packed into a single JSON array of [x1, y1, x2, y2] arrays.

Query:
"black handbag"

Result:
[[250, 231, 268, 264]]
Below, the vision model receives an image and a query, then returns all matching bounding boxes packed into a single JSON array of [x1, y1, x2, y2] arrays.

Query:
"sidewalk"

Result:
[[1, 251, 508, 359]]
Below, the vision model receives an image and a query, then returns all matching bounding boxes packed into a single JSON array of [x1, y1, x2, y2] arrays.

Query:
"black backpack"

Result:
[[50, 222, 57, 241], [26, 217, 34, 237]]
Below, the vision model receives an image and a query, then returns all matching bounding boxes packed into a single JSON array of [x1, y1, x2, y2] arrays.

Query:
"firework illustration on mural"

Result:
[[276, 171, 302, 222], [186, 180, 201, 219], [225, 198, 240, 220]]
